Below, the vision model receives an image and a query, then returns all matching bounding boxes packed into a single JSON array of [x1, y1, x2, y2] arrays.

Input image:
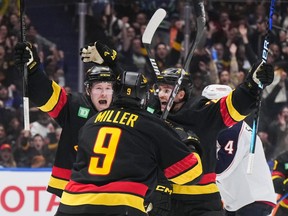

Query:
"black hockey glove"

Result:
[[174, 127, 202, 156], [245, 60, 274, 89], [80, 41, 118, 66], [14, 42, 40, 74], [148, 183, 172, 216]]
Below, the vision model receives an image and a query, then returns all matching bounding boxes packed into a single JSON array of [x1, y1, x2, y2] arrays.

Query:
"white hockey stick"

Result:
[[161, 0, 206, 120], [142, 8, 166, 114], [142, 8, 167, 78], [20, 0, 30, 131]]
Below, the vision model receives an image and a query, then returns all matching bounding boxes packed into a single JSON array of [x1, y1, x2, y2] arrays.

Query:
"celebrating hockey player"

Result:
[[54, 71, 203, 216], [14, 42, 116, 197], [79, 40, 274, 216]]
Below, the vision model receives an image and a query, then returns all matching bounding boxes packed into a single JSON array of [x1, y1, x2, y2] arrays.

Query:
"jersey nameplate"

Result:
[[94, 110, 139, 128]]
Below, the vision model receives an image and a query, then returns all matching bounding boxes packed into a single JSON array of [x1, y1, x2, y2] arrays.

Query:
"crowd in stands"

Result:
[[0, 0, 288, 168]]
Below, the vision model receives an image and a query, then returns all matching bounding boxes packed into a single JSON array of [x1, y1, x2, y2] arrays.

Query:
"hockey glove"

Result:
[[174, 127, 202, 156], [245, 60, 274, 89], [80, 41, 118, 66], [14, 42, 40, 74], [148, 183, 172, 216]]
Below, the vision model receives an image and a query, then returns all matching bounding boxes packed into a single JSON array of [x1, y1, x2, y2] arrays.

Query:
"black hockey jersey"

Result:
[[28, 68, 99, 197], [57, 107, 202, 216], [272, 151, 288, 213], [166, 83, 259, 210]]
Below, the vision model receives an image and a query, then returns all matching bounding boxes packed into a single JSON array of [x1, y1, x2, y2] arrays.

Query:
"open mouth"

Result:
[[161, 101, 167, 106], [99, 100, 107, 105]]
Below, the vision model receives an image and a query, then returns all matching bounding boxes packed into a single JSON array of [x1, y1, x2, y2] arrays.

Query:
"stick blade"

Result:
[[142, 8, 166, 44]]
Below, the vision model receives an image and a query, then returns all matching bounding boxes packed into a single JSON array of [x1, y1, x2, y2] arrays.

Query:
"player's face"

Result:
[[90, 82, 113, 111], [158, 84, 174, 112]]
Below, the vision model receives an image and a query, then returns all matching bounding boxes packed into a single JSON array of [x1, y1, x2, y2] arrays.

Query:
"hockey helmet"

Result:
[[201, 84, 232, 100], [114, 71, 149, 108], [157, 67, 190, 87], [157, 67, 191, 100], [84, 65, 115, 87]]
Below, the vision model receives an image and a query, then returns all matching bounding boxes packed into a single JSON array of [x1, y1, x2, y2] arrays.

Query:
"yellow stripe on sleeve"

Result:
[[226, 93, 246, 122], [169, 153, 202, 185], [38, 81, 62, 112]]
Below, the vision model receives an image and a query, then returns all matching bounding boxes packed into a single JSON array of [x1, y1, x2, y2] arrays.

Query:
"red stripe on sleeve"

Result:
[[164, 154, 198, 179], [220, 97, 237, 127], [272, 171, 285, 178], [198, 173, 216, 185], [52, 166, 72, 180], [48, 87, 68, 118]]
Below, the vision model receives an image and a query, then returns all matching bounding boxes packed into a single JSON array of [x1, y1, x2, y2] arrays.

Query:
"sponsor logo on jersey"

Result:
[[78, 107, 90, 118]]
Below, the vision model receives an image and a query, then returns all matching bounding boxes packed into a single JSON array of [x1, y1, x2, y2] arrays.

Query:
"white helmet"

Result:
[[201, 84, 232, 100]]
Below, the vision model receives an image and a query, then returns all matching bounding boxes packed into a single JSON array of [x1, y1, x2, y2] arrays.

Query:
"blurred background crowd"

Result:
[[0, 0, 288, 168]]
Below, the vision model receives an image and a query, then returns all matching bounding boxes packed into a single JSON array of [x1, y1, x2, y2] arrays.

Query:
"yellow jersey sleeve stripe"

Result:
[[169, 153, 202, 185], [38, 81, 61, 112], [48, 175, 69, 191], [225, 93, 246, 122]]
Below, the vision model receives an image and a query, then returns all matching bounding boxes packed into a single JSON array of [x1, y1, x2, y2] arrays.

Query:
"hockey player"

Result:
[[202, 84, 277, 216], [54, 71, 203, 216], [272, 151, 288, 216], [14, 42, 116, 197], [79, 41, 274, 215], [155, 66, 274, 216]]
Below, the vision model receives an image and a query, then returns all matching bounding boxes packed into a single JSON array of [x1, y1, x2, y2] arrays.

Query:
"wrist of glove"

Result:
[[148, 184, 172, 216], [245, 60, 274, 89], [174, 127, 202, 156], [14, 42, 40, 74], [80, 41, 118, 66]]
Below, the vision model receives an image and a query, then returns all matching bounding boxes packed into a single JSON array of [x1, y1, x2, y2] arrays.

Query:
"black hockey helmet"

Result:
[[84, 65, 115, 88], [114, 71, 149, 108], [157, 67, 190, 87], [157, 67, 191, 99]]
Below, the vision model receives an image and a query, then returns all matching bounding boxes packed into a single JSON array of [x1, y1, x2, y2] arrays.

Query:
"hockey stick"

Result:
[[142, 8, 167, 78], [20, 0, 30, 131], [183, 0, 206, 73], [277, 192, 288, 204], [142, 8, 166, 114], [161, 0, 206, 120], [247, 0, 276, 174]]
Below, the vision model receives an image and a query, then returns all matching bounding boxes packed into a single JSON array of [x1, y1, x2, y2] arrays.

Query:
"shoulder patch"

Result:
[[78, 107, 90, 119]]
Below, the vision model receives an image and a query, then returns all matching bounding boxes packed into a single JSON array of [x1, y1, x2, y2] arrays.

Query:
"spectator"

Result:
[[0, 123, 13, 145], [267, 104, 288, 159], [30, 111, 54, 138], [32, 133, 58, 167], [0, 84, 21, 110], [13, 130, 45, 168], [0, 143, 16, 168]]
